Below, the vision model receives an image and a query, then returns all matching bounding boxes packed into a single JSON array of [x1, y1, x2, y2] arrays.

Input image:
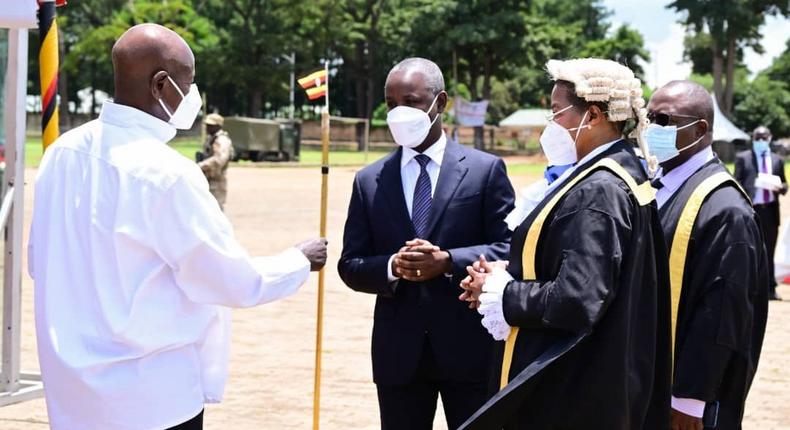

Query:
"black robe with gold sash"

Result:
[[659, 159, 769, 429], [461, 140, 672, 430]]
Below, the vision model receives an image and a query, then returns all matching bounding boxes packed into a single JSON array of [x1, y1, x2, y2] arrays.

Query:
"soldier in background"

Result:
[[198, 113, 234, 210]]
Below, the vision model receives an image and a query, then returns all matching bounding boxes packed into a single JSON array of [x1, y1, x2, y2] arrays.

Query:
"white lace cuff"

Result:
[[477, 268, 514, 341]]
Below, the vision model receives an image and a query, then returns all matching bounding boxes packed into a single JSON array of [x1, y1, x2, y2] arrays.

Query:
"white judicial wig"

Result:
[[545, 58, 654, 172]]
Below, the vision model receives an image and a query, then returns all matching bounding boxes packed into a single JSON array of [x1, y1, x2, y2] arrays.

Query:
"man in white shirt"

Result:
[[28, 24, 327, 430], [648, 80, 768, 430]]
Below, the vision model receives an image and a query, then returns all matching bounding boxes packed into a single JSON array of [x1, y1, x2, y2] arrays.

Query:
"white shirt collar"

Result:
[[401, 132, 447, 169], [99, 100, 177, 143], [656, 146, 715, 194]]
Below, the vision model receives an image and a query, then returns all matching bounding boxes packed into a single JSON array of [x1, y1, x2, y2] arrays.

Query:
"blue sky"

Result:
[[603, 0, 790, 87]]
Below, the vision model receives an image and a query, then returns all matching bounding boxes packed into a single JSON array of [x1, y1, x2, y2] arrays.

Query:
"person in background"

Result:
[[735, 125, 787, 300], [648, 80, 769, 430], [198, 113, 234, 210]]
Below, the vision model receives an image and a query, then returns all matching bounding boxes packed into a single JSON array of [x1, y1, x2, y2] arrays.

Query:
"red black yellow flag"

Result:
[[298, 69, 328, 101]]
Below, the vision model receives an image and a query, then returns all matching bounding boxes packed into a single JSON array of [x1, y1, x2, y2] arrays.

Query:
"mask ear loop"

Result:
[[572, 110, 590, 144], [426, 93, 441, 127], [158, 74, 186, 119], [166, 75, 187, 99], [676, 119, 707, 153]]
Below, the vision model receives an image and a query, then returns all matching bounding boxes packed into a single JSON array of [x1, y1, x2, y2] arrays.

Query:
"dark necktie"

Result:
[[651, 178, 664, 190], [412, 154, 433, 238], [762, 152, 772, 203]]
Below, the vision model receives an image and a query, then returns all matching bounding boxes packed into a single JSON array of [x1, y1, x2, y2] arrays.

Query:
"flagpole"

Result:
[[312, 60, 330, 430], [38, 0, 60, 150]]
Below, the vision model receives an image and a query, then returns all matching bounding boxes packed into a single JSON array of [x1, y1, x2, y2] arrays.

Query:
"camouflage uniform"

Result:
[[198, 129, 234, 210]]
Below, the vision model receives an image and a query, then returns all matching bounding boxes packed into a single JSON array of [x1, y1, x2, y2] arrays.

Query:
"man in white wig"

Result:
[[459, 58, 671, 430]]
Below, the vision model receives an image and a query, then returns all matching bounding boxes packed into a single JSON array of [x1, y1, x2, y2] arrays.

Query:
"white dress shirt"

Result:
[[400, 132, 446, 217], [654, 146, 715, 209], [480, 139, 622, 340], [386, 133, 447, 282], [28, 101, 311, 430], [752, 149, 776, 205]]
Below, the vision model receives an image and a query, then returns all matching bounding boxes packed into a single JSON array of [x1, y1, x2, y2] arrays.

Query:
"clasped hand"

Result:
[[458, 255, 508, 309], [391, 239, 452, 282]]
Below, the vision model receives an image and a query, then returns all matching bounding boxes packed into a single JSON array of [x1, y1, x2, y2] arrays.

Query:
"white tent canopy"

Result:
[[711, 93, 750, 142]]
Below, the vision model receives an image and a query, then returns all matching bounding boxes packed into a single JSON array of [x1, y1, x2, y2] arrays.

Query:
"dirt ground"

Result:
[[0, 164, 788, 429]]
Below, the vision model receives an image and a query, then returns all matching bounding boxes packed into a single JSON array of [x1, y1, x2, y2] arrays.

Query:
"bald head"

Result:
[[651, 80, 714, 127], [753, 126, 772, 140], [112, 24, 195, 121], [648, 80, 714, 171]]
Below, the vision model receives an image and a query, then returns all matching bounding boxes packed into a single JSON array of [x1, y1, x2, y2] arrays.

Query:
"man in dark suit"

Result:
[[338, 57, 515, 429], [735, 125, 788, 300]]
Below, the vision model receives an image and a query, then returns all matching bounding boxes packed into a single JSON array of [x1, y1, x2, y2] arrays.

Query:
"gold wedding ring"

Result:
[[416, 269, 422, 277]]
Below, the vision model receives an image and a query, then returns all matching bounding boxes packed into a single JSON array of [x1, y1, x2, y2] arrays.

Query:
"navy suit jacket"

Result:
[[338, 140, 515, 386], [734, 149, 788, 210]]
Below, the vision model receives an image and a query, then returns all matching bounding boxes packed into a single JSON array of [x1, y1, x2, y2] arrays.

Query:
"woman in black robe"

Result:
[[459, 59, 672, 430]]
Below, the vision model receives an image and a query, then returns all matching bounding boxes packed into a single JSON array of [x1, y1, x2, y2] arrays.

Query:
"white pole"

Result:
[[2, 28, 28, 394]]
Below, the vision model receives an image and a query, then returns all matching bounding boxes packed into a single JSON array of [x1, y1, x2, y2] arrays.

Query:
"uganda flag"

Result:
[[298, 69, 328, 101]]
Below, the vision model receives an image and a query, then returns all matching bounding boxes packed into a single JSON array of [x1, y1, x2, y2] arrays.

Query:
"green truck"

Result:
[[223, 116, 301, 162]]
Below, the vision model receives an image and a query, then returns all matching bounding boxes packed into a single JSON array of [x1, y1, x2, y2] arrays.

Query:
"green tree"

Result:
[[733, 74, 790, 136], [63, 0, 218, 114], [579, 25, 651, 80], [405, 0, 532, 148], [58, 0, 128, 121], [668, 0, 789, 116], [764, 39, 790, 83], [682, 31, 745, 76]]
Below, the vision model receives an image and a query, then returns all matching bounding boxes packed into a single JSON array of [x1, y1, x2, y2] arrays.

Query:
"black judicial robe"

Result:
[[659, 159, 769, 429], [461, 140, 672, 430]]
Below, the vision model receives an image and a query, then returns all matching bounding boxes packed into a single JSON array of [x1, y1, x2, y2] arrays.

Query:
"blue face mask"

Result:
[[643, 119, 705, 163], [753, 139, 771, 154]]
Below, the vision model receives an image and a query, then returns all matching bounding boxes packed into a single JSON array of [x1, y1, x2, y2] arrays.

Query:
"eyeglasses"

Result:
[[545, 105, 574, 122], [647, 111, 701, 127]]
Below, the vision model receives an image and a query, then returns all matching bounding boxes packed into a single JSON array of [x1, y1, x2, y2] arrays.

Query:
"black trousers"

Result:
[[755, 202, 780, 291], [376, 340, 488, 430], [166, 410, 203, 430]]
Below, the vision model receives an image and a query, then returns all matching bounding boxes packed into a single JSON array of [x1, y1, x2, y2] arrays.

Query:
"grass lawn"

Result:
[[24, 136, 392, 168], [22, 136, 790, 179]]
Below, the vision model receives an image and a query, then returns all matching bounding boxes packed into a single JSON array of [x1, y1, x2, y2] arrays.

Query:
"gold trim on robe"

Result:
[[500, 158, 655, 389]]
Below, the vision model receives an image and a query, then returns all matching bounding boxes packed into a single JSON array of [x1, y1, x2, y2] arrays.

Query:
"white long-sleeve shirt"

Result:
[[28, 101, 310, 430]]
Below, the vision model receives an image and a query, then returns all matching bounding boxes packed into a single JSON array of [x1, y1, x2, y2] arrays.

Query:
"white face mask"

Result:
[[539, 105, 591, 165], [539, 121, 578, 165], [386, 95, 440, 148], [158, 75, 202, 130]]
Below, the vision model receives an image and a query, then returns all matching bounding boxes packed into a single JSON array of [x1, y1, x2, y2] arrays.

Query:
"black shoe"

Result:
[[769, 290, 783, 301]]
